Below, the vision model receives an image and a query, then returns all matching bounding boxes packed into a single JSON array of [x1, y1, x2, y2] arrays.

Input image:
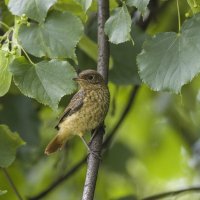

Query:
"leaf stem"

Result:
[[20, 46, 35, 65], [2, 168, 24, 200], [0, 21, 10, 30], [176, 0, 181, 33]]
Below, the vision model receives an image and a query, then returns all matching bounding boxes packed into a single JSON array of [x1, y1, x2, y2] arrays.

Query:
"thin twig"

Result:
[[81, 0, 110, 199], [141, 186, 200, 200], [28, 157, 87, 200], [2, 168, 24, 200], [28, 86, 139, 200], [0, 21, 10, 30]]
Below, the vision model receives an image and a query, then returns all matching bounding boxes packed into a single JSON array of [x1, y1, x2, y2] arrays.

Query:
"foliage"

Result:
[[0, 124, 24, 168], [1, 0, 200, 200]]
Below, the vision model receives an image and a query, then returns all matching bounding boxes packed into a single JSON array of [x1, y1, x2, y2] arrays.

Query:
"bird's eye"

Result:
[[88, 75, 94, 80]]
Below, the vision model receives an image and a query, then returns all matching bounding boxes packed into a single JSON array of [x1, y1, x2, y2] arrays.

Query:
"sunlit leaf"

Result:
[[75, 0, 92, 12], [105, 4, 132, 44], [9, 57, 77, 109], [0, 190, 7, 195], [137, 14, 200, 93], [8, 0, 56, 22], [0, 48, 12, 97], [126, 0, 150, 14], [187, 0, 200, 14], [0, 124, 25, 168], [18, 11, 83, 58]]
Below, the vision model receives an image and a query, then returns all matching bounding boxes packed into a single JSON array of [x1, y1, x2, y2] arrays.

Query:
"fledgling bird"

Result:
[[45, 69, 110, 155]]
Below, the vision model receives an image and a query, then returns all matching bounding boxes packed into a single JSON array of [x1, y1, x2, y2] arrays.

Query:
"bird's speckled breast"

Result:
[[59, 86, 109, 137]]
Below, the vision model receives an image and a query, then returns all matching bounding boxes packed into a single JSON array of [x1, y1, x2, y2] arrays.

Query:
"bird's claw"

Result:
[[87, 150, 102, 160]]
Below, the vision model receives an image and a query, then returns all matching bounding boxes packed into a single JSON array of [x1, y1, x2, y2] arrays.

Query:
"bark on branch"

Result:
[[81, 0, 109, 199]]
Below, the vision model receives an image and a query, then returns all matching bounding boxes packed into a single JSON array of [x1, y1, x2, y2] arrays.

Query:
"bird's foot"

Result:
[[87, 150, 102, 160]]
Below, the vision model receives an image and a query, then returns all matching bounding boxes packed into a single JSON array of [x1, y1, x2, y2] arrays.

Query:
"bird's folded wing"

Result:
[[55, 90, 85, 130]]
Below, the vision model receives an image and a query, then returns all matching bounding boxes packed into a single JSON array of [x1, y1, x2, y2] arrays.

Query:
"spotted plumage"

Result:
[[45, 69, 110, 155]]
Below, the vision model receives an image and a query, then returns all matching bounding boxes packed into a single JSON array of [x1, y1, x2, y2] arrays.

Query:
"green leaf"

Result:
[[9, 57, 77, 109], [0, 190, 7, 195], [126, 0, 150, 14], [104, 4, 132, 44], [137, 14, 200, 93], [75, 0, 92, 12], [187, 0, 200, 14], [18, 11, 83, 59], [0, 124, 25, 168], [8, 0, 56, 23], [54, 0, 87, 22], [0, 49, 12, 97], [110, 25, 145, 85], [0, 95, 40, 146]]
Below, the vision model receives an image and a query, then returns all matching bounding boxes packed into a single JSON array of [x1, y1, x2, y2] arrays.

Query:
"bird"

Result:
[[45, 69, 110, 155]]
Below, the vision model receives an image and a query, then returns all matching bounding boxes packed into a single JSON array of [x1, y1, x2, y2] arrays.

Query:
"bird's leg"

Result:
[[89, 124, 105, 145], [80, 136, 101, 160], [80, 136, 90, 151]]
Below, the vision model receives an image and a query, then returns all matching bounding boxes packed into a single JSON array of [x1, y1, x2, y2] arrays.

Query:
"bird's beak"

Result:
[[73, 77, 82, 81]]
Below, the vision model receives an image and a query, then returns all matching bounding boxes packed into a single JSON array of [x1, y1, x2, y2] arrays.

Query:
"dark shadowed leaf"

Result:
[[0, 95, 40, 146], [0, 124, 25, 168], [137, 14, 200, 93], [8, 0, 56, 23], [110, 25, 146, 85], [126, 0, 150, 14], [18, 11, 83, 58], [9, 57, 77, 109]]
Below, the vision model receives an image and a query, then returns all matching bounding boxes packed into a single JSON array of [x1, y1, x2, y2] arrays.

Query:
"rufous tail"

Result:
[[45, 134, 66, 155]]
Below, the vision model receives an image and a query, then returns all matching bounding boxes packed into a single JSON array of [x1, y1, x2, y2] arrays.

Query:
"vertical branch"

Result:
[[81, 0, 109, 200]]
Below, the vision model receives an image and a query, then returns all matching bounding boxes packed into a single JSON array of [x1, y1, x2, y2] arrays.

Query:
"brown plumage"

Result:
[[45, 69, 110, 155]]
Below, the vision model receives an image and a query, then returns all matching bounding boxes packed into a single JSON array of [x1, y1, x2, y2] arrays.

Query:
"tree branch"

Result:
[[2, 168, 24, 200], [81, 0, 110, 199], [141, 186, 200, 200]]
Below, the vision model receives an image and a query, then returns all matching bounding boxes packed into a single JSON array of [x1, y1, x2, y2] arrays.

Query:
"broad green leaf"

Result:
[[126, 0, 150, 14], [54, 0, 87, 22], [18, 11, 83, 59], [137, 14, 200, 93], [75, 0, 92, 12], [0, 190, 7, 195], [104, 4, 132, 44], [0, 49, 12, 97], [187, 0, 200, 14], [9, 57, 77, 109], [0, 124, 25, 168], [8, 0, 56, 23], [110, 25, 145, 85]]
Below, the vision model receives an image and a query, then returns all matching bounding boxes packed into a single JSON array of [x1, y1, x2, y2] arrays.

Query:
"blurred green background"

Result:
[[1, 0, 200, 200]]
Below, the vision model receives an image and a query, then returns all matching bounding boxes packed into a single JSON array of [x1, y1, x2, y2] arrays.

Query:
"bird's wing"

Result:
[[55, 90, 85, 130]]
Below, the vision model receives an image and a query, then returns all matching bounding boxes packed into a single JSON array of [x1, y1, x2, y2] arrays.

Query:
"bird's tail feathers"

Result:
[[45, 134, 68, 155]]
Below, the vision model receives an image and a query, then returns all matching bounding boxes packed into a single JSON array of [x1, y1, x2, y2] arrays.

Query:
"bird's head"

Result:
[[73, 69, 106, 89]]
